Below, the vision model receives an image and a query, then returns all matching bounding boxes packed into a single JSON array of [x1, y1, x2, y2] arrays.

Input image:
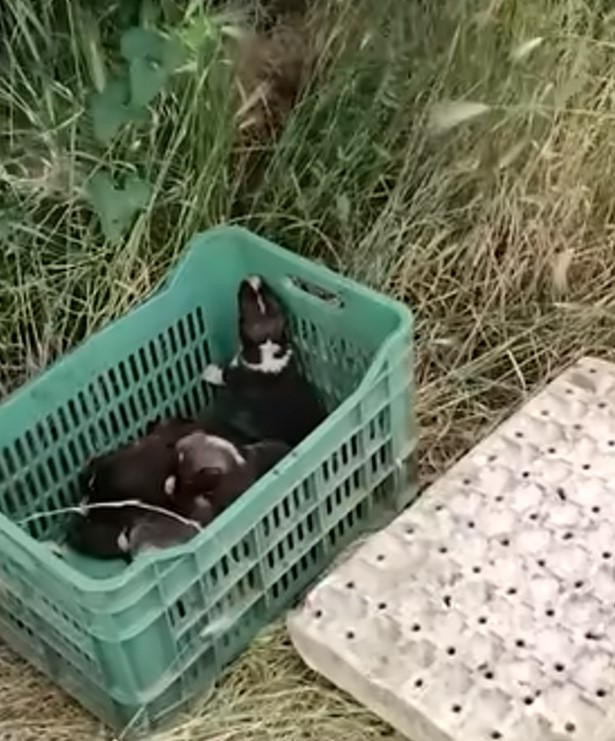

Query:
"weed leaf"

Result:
[[90, 77, 148, 145], [120, 27, 185, 107], [85, 171, 152, 241]]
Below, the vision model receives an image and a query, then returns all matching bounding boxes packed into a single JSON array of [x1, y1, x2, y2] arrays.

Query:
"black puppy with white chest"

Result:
[[201, 275, 326, 447]]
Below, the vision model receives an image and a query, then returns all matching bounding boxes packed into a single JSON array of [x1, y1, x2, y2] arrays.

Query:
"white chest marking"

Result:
[[241, 340, 292, 374], [202, 364, 225, 386], [117, 529, 130, 552]]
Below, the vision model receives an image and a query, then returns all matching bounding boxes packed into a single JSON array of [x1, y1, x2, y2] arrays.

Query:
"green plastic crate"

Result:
[[0, 226, 416, 735]]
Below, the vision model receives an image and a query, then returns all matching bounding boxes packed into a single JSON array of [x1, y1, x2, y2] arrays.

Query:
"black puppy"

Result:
[[82, 416, 202, 509], [201, 275, 326, 447], [66, 425, 289, 560], [119, 431, 289, 557], [68, 430, 289, 560], [66, 416, 203, 560], [65, 516, 133, 563], [66, 508, 204, 563], [171, 430, 290, 520]]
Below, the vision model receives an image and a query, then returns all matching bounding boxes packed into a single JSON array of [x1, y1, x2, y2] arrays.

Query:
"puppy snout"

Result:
[[246, 275, 262, 293]]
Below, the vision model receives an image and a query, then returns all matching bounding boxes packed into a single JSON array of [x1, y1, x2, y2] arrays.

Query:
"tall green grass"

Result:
[[4, 1, 615, 467], [1, 0, 615, 465]]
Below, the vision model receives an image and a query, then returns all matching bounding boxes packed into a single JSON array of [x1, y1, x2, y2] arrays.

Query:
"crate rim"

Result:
[[0, 225, 414, 593]]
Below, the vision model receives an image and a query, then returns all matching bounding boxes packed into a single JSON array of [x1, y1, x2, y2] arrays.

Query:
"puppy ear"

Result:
[[244, 440, 290, 473], [82, 453, 107, 487], [85, 452, 106, 469], [238, 279, 263, 323], [145, 417, 161, 435], [261, 282, 283, 314]]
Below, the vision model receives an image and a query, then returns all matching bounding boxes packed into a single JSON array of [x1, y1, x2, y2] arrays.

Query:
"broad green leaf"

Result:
[[85, 171, 152, 241], [120, 27, 166, 61], [120, 27, 185, 107], [128, 56, 168, 107], [90, 77, 148, 145]]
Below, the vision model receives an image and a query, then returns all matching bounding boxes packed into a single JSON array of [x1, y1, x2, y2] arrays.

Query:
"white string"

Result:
[[18, 500, 202, 532]]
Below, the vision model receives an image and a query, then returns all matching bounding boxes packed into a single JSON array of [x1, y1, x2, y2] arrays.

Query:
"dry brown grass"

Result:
[[0, 625, 406, 740]]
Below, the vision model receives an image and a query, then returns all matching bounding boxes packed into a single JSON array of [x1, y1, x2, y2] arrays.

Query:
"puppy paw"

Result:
[[117, 529, 130, 553], [202, 364, 225, 386], [40, 540, 66, 559], [193, 495, 215, 525]]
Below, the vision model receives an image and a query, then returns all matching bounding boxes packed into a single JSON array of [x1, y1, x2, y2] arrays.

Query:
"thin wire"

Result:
[[18, 500, 202, 531]]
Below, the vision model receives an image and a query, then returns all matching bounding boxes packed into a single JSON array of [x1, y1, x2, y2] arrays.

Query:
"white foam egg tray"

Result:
[[288, 357, 615, 741]]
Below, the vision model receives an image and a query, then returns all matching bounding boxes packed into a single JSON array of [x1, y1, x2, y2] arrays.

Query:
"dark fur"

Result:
[[195, 439, 290, 516], [126, 514, 200, 553], [67, 424, 289, 560], [67, 416, 203, 560], [82, 416, 202, 508], [84, 436, 289, 558], [202, 276, 326, 447], [171, 432, 290, 520], [66, 274, 322, 561], [65, 516, 132, 563]]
